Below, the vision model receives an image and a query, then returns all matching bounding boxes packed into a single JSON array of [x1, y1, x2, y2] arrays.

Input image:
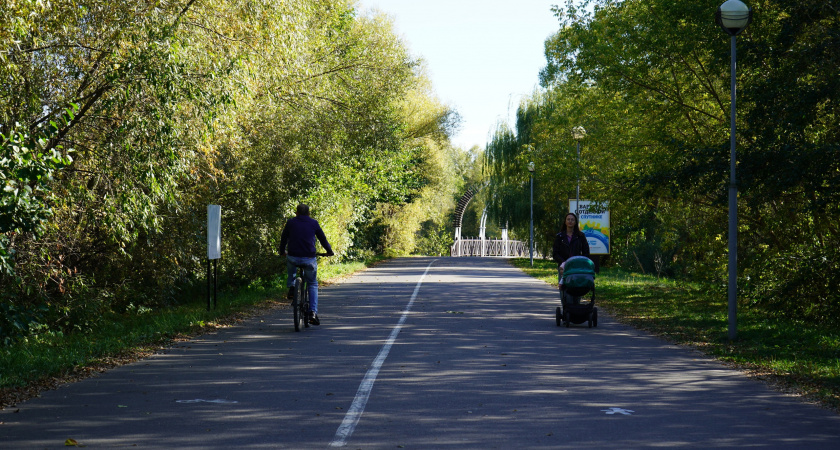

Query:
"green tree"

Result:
[[489, 0, 840, 321], [0, 0, 467, 343]]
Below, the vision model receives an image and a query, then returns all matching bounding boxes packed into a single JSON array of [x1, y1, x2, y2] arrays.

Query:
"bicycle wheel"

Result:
[[303, 283, 310, 328], [292, 277, 305, 332]]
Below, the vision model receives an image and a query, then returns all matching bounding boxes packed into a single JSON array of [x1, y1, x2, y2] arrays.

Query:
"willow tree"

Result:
[[372, 72, 462, 257], [1, 1, 217, 336], [0, 0, 464, 343], [172, 1, 433, 281]]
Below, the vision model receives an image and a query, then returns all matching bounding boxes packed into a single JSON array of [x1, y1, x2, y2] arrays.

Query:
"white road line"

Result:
[[329, 259, 437, 448]]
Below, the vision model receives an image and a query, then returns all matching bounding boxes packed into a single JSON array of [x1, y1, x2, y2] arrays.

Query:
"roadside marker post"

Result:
[[207, 205, 221, 310]]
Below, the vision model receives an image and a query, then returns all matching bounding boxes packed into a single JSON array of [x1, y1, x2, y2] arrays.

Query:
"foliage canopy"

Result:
[[485, 0, 840, 323], [0, 0, 468, 344]]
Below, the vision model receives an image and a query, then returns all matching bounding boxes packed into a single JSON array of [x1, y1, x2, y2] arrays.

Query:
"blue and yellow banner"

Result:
[[570, 200, 610, 255]]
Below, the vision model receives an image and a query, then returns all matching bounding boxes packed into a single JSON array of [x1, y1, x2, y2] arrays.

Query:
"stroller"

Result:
[[556, 256, 598, 328]]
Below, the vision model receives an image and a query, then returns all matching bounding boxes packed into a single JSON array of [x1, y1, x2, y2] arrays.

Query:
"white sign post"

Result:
[[208, 205, 221, 259], [570, 200, 610, 255], [207, 205, 221, 310]]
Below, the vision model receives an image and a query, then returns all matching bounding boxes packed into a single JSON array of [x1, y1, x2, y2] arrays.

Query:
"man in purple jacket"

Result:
[[279, 204, 334, 325]]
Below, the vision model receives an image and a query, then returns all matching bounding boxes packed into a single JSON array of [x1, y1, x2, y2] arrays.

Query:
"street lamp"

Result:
[[528, 161, 535, 267], [571, 126, 587, 215], [716, 0, 752, 341]]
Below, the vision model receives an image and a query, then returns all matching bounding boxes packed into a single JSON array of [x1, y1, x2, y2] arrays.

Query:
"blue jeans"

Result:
[[287, 256, 319, 314]]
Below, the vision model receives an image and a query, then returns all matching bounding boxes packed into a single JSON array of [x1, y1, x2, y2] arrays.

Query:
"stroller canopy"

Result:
[[564, 256, 595, 276]]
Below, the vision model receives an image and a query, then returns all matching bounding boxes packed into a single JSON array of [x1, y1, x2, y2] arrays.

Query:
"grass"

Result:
[[0, 256, 385, 407], [510, 258, 840, 412]]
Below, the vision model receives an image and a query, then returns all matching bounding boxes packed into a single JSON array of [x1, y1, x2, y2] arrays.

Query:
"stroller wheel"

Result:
[[593, 308, 598, 327], [563, 311, 570, 327], [555, 307, 563, 327]]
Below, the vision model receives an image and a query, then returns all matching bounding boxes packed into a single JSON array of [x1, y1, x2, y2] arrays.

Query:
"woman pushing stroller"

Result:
[[553, 212, 599, 327], [553, 212, 591, 287]]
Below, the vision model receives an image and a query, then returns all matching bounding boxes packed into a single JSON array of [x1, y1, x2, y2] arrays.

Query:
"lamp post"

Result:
[[716, 0, 752, 341], [528, 161, 535, 267], [571, 126, 587, 215]]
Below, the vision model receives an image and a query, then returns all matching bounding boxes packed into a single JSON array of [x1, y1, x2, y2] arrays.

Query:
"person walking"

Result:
[[279, 204, 334, 325], [552, 212, 591, 287]]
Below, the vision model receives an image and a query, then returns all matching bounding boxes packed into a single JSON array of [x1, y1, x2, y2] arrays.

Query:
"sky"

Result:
[[356, 0, 562, 150]]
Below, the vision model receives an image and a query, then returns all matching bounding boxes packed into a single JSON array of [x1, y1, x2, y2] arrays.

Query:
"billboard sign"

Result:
[[570, 200, 610, 255]]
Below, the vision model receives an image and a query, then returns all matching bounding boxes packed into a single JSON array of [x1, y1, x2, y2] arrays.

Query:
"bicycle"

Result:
[[290, 253, 329, 332]]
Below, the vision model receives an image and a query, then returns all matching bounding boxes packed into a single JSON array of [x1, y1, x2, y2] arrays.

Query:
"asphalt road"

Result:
[[2, 257, 839, 449]]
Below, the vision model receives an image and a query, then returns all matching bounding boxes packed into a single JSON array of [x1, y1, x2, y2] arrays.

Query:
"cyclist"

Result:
[[279, 204, 334, 325]]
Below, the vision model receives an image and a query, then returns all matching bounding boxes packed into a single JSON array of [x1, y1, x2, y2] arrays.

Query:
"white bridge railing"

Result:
[[450, 238, 530, 257]]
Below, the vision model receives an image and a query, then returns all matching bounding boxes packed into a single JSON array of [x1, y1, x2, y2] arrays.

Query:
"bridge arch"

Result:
[[452, 184, 482, 241], [450, 183, 527, 257]]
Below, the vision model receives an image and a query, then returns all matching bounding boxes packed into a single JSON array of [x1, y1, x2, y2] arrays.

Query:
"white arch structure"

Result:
[[450, 186, 528, 258]]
